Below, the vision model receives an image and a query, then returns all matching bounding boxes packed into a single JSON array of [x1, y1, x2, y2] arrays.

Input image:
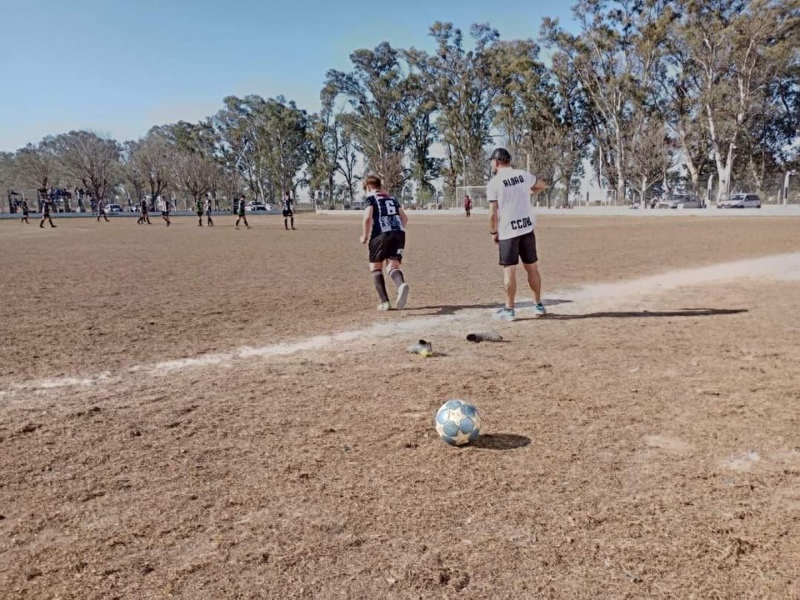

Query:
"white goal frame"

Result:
[[455, 186, 489, 209]]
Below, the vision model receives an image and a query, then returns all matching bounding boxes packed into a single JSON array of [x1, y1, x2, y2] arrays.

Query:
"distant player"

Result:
[[464, 195, 472, 217], [487, 147, 547, 321], [282, 191, 295, 230], [97, 199, 110, 223], [359, 174, 410, 311], [137, 199, 151, 225], [161, 198, 171, 227], [195, 198, 204, 226], [20, 200, 30, 224], [235, 196, 251, 229], [205, 197, 214, 226], [39, 198, 56, 228]]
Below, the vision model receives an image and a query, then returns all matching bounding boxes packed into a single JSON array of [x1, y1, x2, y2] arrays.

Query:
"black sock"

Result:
[[284, 219, 288, 230], [291, 217, 294, 228], [372, 270, 390, 303], [389, 269, 404, 287]]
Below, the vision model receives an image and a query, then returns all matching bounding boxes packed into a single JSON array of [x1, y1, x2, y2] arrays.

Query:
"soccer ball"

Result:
[[435, 400, 481, 446]]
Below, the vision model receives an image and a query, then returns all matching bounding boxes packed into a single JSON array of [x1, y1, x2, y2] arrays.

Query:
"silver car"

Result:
[[718, 193, 761, 209], [656, 194, 702, 209]]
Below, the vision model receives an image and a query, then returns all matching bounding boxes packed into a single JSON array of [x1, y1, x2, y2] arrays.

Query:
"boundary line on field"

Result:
[[3, 252, 800, 396]]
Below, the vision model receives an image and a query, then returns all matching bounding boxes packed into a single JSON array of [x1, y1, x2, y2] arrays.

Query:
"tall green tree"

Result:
[[213, 95, 271, 201], [401, 53, 442, 201], [260, 96, 310, 197], [213, 95, 309, 201], [543, 1, 669, 204], [670, 0, 799, 200], [307, 87, 343, 205], [490, 38, 588, 205], [325, 42, 410, 193], [425, 22, 501, 193]]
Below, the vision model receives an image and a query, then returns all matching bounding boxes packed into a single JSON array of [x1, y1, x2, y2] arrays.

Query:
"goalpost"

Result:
[[455, 186, 489, 209]]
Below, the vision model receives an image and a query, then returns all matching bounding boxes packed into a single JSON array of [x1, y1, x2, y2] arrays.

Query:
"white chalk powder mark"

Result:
[[4, 252, 799, 393]]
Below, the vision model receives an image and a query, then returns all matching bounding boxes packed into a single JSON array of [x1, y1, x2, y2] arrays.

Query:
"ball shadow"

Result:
[[471, 433, 531, 450]]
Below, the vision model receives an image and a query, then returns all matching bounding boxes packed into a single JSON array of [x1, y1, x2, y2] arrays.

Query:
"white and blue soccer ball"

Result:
[[435, 400, 481, 446]]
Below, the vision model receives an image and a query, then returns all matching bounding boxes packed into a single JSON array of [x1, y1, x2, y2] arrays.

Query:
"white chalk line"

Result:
[[4, 252, 800, 395]]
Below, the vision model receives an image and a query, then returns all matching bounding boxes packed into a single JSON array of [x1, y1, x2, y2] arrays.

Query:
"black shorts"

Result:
[[162, 211, 170, 217], [499, 230, 538, 266], [369, 231, 405, 263], [282, 210, 293, 217]]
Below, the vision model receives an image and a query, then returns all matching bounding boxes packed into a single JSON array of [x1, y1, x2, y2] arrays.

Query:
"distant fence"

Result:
[[703, 175, 800, 205]]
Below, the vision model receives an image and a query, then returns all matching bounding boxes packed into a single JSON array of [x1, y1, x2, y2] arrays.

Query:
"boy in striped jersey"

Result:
[[359, 174, 410, 311]]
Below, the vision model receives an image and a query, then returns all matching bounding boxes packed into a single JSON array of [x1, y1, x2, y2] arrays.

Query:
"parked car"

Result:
[[352, 200, 365, 210], [106, 203, 123, 214], [718, 193, 761, 209], [246, 202, 272, 212], [656, 193, 702, 209]]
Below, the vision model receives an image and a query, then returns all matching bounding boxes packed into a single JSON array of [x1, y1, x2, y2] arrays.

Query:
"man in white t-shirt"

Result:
[[487, 147, 547, 322]]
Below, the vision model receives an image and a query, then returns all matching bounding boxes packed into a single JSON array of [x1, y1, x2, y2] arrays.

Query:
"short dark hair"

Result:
[[363, 174, 382, 190]]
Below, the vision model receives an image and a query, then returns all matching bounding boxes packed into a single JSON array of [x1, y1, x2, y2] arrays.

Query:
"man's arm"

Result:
[[489, 201, 499, 244], [398, 205, 408, 227], [360, 205, 373, 244], [530, 176, 547, 196]]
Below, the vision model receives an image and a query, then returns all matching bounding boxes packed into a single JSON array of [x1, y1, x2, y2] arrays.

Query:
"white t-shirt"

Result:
[[486, 168, 538, 240]]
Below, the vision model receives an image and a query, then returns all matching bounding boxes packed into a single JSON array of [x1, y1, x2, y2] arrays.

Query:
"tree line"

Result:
[[1, 0, 798, 210]]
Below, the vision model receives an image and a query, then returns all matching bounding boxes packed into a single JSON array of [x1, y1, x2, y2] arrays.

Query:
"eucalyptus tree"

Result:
[[325, 42, 410, 193], [424, 22, 502, 192], [669, 0, 799, 200], [213, 95, 309, 201], [542, 0, 670, 204], [307, 86, 343, 205]]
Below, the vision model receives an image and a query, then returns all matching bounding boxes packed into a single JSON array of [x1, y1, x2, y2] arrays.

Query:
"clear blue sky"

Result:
[[0, 0, 577, 152]]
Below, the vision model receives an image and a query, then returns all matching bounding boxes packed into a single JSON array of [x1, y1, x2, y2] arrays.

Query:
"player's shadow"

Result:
[[471, 433, 531, 451], [412, 299, 572, 317], [518, 307, 747, 321]]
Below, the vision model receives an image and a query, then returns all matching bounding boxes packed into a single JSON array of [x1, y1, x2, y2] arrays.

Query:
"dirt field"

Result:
[[1, 213, 799, 599]]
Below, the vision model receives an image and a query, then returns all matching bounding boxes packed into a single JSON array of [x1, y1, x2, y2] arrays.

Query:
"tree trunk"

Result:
[[714, 145, 734, 202], [677, 124, 701, 193], [615, 173, 626, 206], [641, 176, 648, 208]]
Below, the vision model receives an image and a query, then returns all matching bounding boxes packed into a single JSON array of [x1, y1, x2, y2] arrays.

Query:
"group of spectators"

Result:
[[7, 188, 97, 214]]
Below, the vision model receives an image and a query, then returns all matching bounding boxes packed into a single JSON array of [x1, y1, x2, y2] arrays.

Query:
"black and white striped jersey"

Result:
[[366, 192, 404, 238]]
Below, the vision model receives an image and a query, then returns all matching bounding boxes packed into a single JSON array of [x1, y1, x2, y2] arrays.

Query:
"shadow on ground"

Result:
[[412, 299, 573, 316], [471, 433, 532, 450], [523, 308, 748, 321]]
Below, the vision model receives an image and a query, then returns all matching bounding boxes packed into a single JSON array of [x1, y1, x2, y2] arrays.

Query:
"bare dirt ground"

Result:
[[1, 214, 799, 599]]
